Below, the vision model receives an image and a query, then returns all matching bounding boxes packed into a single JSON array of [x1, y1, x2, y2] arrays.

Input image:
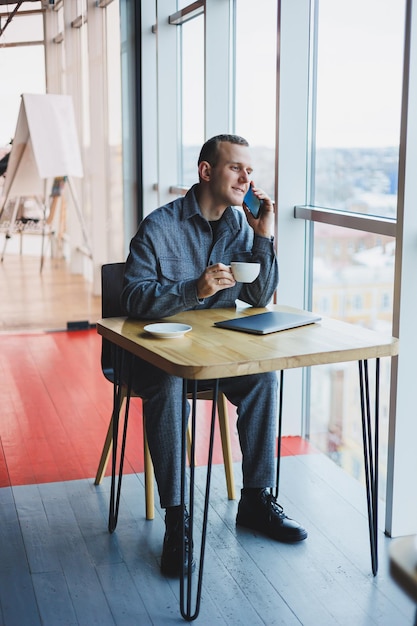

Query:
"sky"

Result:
[[315, 0, 406, 148]]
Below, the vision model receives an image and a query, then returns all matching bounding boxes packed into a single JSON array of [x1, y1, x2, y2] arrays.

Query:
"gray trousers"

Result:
[[127, 357, 278, 508]]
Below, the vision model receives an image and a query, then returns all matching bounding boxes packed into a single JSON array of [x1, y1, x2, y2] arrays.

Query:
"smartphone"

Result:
[[243, 186, 261, 218]]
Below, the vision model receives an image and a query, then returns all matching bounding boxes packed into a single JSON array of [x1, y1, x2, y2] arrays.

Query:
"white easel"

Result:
[[0, 93, 90, 271]]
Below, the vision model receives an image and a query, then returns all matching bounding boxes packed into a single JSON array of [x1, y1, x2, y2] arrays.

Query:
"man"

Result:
[[121, 134, 307, 577]]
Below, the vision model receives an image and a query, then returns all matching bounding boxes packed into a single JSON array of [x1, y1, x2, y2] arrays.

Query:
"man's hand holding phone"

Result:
[[243, 182, 275, 238]]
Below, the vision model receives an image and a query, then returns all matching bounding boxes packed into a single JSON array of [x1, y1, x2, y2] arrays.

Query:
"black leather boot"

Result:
[[161, 505, 195, 577]]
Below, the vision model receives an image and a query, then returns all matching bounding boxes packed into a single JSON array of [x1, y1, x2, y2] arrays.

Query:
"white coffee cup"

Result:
[[231, 262, 261, 283]]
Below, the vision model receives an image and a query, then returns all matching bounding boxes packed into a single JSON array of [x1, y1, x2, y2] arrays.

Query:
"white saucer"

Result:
[[144, 323, 192, 338]]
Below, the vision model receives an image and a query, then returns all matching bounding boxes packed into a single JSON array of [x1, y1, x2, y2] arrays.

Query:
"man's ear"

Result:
[[198, 160, 212, 182]]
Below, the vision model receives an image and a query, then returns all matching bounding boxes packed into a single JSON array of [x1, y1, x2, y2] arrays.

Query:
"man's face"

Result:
[[207, 142, 253, 207]]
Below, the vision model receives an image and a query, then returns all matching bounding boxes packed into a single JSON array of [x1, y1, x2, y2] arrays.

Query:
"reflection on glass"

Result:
[[180, 15, 204, 186], [310, 223, 395, 496], [313, 0, 405, 217], [234, 0, 277, 196]]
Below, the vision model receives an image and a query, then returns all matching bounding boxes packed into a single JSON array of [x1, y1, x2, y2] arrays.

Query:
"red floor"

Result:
[[0, 329, 316, 488]]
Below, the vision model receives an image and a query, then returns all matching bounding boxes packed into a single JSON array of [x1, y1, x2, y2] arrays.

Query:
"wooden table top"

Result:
[[96, 305, 399, 380]]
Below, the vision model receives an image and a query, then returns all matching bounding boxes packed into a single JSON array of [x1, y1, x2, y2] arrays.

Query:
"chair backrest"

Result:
[[101, 262, 125, 381]]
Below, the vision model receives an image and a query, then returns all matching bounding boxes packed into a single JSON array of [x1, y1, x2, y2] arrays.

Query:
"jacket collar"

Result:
[[182, 184, 241, 234]]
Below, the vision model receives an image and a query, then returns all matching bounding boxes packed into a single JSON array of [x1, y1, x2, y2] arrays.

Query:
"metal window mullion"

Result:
[[156, 1, 179, 207], [294, 205, 397, 237], [276, 0, 311, 437], [205, 0, 231, 137]]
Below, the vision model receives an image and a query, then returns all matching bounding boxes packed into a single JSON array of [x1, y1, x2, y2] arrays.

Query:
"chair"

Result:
[[94, 262, 236, 520]]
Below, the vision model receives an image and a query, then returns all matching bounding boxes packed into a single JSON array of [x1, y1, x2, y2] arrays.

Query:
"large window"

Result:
[[312, 0, 405, 216], [307, 0, 406, 489], [141, 2, 403, 487], [139, 0, 417, 534]]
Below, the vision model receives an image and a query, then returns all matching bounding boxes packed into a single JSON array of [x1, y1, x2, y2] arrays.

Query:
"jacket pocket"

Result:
[[159, 256, 195, 282]]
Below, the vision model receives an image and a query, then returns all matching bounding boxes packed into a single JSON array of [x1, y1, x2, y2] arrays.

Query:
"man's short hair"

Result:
[[198, 134, 249, 167]]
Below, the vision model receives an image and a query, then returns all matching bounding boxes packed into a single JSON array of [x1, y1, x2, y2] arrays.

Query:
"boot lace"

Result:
[[263, 491, 286, 522]]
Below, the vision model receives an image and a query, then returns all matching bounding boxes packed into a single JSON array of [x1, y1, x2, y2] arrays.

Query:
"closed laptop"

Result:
[[214, 310, 321, 335]]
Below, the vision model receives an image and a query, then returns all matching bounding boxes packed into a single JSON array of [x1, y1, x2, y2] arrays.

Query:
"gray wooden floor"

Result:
[[0, 454, 415, 625]]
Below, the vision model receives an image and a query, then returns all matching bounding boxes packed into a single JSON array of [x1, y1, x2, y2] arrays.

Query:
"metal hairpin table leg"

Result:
[[180, 378, 219, 622], [274, 370, 284, 499], [108, 348, 133, 533], [358, 358, 380, 576]]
